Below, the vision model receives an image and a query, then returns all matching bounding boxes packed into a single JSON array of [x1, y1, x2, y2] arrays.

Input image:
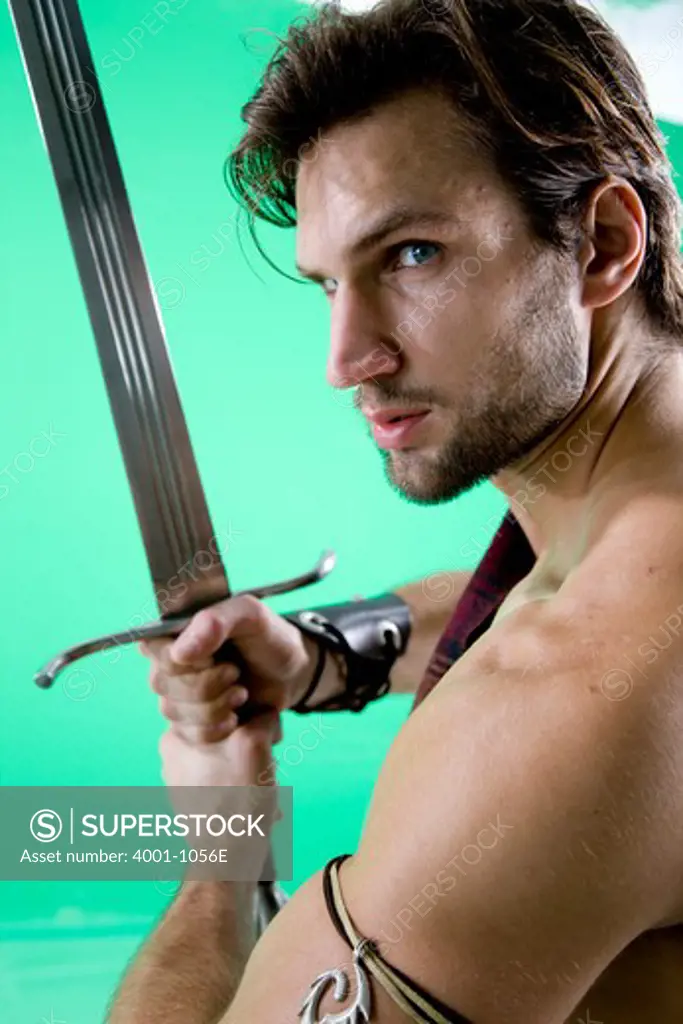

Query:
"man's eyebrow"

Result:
[[295, 207, 461, 281]]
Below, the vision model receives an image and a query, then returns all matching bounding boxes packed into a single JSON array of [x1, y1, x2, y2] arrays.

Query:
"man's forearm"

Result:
[[107, 880, 256, 1024], [390, 571, 471, 693], [297, 570, 471, 704]]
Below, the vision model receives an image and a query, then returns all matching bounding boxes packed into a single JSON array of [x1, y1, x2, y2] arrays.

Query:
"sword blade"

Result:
[[8, 0, 228, 617]]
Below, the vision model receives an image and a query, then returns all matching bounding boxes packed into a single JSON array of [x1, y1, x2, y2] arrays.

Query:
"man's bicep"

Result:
[[222, 868, 430, 1023]]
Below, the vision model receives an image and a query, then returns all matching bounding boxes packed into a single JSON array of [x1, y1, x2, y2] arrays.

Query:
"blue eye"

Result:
[[395, 242, 441, 269]]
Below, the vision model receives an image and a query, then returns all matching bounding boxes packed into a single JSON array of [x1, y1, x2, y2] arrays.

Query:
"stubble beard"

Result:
[[381, 261, 587, 505]]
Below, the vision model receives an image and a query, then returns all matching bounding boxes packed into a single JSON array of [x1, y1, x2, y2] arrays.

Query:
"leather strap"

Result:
[[285, 593, 412, 713], [320, 855, 474, 1023]]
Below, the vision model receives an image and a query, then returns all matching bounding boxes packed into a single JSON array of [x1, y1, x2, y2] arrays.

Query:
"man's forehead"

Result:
[[294, 93, 497, 270], [298, 90, 482, 200]]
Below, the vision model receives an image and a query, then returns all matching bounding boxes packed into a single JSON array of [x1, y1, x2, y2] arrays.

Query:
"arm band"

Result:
[[296, 854, 474, 1023], [284, 593, 412, 714]]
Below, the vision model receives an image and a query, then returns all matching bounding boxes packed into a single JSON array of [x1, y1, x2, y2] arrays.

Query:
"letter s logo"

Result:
[[30, 809, 63, 843]]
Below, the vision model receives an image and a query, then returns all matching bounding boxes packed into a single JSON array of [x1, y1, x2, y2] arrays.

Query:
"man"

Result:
[[107, 0, 683, 1021]]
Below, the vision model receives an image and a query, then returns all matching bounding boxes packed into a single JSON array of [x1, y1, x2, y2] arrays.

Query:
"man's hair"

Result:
[[227, 0, 683, 340]]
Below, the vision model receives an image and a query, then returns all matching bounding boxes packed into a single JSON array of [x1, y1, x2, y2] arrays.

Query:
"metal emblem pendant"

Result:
[[298, 943, 373, 1024]]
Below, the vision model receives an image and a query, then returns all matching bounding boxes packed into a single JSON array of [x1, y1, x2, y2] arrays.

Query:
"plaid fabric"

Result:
[[411, 510, 536, 712]]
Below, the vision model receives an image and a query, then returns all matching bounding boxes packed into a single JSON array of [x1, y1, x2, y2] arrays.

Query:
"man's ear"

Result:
[[578, 175, 647, 312]]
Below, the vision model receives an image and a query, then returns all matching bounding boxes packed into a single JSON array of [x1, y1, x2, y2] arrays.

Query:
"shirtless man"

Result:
[[107, 0, 683, 1021]]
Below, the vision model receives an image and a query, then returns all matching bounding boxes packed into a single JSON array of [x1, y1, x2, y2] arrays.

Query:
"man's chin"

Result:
[[381, 449, 468, 505]]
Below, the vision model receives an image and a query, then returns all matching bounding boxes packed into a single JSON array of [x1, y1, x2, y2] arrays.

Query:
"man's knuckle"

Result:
[[211, 689, 238, 717], [197, 672, 222, 700], [175, 692, 230, 726], [160, 696, 186, 722], [193, 607, 220, 634], [170, 669, 211, 700], [150, 667, 167, 694], [223, 664, 242, 688], [237, 593, 265, 622]]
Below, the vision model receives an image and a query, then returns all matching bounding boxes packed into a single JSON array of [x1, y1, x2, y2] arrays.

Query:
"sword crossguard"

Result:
[[35, 550, 337, 689]]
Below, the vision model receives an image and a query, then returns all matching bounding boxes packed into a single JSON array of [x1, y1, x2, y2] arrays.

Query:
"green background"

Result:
[[0, 0, 680, 1019]]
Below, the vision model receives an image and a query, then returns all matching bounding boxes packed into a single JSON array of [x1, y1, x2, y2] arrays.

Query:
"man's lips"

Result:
[[362, 406, 431, 427], [363, 407, 432, 449]]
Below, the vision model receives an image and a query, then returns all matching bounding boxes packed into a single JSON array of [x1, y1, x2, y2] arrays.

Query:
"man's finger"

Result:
[[169, 595, 265, 664], [159, 685, 249, 726], [169, 715, 241, 745], [168, 708, 280, 750], [150, 662, 241, 701], [144, 636, 215, 672]]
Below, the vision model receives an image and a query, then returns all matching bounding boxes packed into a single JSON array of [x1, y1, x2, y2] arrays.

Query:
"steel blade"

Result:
[[8, 0, 228, 617]]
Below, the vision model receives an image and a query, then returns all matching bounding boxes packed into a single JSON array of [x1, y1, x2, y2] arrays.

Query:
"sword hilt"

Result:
[[35, 550, 336, 689]]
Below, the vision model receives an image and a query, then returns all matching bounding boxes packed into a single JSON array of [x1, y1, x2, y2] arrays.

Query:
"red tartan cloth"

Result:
[[411, 510, 536, 712]]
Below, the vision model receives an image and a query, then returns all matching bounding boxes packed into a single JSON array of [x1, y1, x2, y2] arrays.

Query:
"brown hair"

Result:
[[226, 0, 683, 339]]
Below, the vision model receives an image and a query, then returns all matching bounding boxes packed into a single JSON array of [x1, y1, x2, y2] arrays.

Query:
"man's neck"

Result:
[[492, 332, 683, 567]]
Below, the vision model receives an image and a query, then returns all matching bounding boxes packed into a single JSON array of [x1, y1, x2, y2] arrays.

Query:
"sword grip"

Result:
[[35, 550, 336, 689], [213, 639, 272, 725]]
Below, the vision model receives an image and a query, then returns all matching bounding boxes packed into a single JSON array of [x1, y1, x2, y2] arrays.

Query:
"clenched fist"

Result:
[[159, 707, 283, 789], [140, 594, 319, 743]]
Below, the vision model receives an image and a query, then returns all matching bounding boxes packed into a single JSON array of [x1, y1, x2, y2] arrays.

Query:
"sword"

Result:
[[9, 0, 334, 926]]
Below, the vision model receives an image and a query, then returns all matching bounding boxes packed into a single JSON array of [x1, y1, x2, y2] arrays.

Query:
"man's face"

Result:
[[296, 89, 589, 504]]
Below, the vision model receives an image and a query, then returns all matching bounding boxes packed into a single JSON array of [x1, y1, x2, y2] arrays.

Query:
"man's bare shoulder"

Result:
[[436, 500, 683, 778], [376, 559, 683, 832], [547, 493, 683, 705], [565, 489, 683, 601], [490, 494, 683, 709], [341, 541, 683, 1017]]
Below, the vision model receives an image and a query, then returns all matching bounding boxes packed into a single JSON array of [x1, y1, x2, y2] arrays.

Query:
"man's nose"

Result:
[[326, 285, 401, 390]]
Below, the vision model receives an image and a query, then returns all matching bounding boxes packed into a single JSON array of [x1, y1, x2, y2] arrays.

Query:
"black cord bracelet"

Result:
[[290, 639, 327, 714]]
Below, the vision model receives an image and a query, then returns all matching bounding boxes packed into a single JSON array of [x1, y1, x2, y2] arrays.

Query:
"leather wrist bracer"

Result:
[[284, 594, 412, 714]]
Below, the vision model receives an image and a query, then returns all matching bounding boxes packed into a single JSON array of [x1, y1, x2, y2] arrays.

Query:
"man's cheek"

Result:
[[422, 294, 445, 320], [436, 280, 457, 305]]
